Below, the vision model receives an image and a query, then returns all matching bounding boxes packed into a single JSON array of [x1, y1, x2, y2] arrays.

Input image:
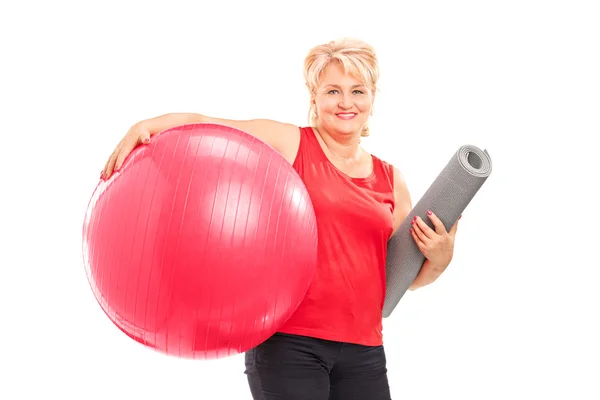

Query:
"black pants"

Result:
[[244, 332, 392, 400]]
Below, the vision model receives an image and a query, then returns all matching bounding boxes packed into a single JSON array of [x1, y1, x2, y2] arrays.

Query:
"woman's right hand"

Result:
[[101, 121, 152, 180], [100, 113, 201, 180]]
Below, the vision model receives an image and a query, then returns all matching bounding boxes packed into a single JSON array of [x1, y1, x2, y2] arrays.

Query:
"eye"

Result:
[[325, 89, 365, 95]]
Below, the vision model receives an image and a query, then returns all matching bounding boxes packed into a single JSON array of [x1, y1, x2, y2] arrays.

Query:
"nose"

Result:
[[338, 93, 353, 109]]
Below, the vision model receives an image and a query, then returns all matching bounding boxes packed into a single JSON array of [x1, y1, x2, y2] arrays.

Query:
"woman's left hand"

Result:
[[410, 210, 460, 270]]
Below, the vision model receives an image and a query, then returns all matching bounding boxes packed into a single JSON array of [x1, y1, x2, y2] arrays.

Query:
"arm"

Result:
[[390, 166, 455, 291], [102, 113, 300, 179], [391, 166, 412, 235], [408, 213, 460, 291], [408, 259, 446, 290]]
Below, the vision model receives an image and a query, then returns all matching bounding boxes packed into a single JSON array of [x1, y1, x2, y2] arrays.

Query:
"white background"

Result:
[[1, 0, 599, 399]]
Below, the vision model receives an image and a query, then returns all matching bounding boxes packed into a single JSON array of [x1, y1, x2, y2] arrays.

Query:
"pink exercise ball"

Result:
[[82, 123, 317, 359]]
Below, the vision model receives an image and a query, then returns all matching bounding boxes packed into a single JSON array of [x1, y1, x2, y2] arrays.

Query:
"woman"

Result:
[[101, 38, 458, 400]]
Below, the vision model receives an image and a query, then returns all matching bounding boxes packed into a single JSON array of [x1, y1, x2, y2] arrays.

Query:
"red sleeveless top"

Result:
[[277, 127, 396, 346]]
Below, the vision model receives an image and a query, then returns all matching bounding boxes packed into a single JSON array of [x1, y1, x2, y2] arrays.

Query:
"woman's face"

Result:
[[313, 62, 374, 138]]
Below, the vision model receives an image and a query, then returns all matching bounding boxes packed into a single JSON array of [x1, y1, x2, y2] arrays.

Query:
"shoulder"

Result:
[[268, 121, 302, 164], [390, 165, 412, 230], [382, 161, 410, 207], [371, 155, 413, 230], [370, 155, 406, 189], [370, 155, 407, 193], [390, 165, 407, 193]]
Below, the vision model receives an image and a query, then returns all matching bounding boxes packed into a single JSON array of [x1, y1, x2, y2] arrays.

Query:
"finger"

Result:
[[140, 129, 151, 145], [411, 217, 431, 242], [410, 228, 426, 252], [103, 148, 120, 178], [426, 210, 448, 235], [101, 153, 111, 178], [414, 216, 435, 240], [116, 125, 153, 169], [114, 137, 141, 171], [133, 123, 152, 145]]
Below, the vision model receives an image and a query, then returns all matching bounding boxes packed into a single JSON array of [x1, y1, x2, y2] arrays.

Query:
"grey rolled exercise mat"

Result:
[[382, 145, 493, 318]]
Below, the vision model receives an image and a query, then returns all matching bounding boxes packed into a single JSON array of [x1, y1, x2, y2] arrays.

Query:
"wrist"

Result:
[[410, 260, 444, 290], [142, 113, 205, 135], [181, 113, 206, 124], [424, 259, 446, 274], [163, 112, 205, 126]]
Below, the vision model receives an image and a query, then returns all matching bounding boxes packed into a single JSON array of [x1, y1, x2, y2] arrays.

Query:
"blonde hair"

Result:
[[304, 38, 380, 137]]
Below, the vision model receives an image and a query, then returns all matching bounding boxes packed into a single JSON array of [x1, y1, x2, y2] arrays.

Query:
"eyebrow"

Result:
[[323, 84, 366, 89]]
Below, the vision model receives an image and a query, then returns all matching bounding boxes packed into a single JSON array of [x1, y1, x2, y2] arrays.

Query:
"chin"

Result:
[[335, 123, 365, 136], [327, 118, 366, 136]]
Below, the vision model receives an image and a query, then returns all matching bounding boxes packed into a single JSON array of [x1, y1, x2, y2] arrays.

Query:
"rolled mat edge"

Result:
[[382, 145, 493, 318]]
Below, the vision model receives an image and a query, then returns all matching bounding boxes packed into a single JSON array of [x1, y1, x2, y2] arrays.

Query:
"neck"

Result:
[[314, 124, 362, 161]]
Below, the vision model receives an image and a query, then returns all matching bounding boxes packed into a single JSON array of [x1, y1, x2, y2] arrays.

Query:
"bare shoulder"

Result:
[[391, 165, 413, 233], [257, 120, 301, 164]]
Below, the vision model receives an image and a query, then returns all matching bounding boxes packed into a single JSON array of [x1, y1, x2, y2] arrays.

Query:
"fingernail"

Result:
[[411, 219, 415, 225], [427, 210, 432, 215], [459, 214, 462, 220], [413, 215, 417, 221], [143, 138, 150, 144]]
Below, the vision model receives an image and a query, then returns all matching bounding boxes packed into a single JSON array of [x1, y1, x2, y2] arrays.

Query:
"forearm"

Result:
[[143, 113, 206, 133], [409, 259, 446, 290]]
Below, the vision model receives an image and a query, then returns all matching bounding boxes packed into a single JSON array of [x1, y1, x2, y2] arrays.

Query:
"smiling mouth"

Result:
[[336, 113, 357, 120]]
